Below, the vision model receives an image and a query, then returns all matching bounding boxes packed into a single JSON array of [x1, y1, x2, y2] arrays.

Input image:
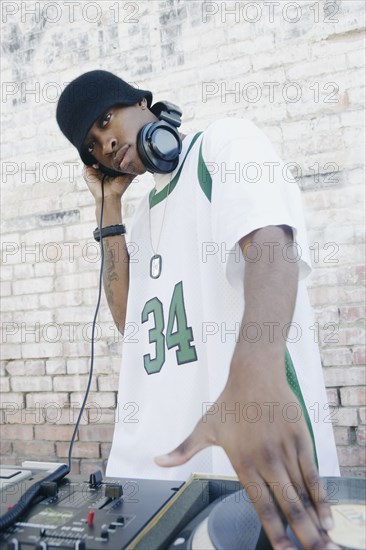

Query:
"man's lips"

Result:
[[113, 145, 129, 171]]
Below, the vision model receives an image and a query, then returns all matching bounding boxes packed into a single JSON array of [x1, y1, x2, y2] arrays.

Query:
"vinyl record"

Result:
[[188, 477, 365, 550], [191, 491, 270, 550], [323, 477, 366, 550]]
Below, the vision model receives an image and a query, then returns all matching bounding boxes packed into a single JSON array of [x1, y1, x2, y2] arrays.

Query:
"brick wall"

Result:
[[1, 0, 365, 476]]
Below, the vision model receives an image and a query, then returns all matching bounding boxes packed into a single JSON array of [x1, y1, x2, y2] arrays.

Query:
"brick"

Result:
[[101, 442, 112, 459], [26, 393, 69, 409], [78, 425, 114, 442], [56, 442, 100, 459], [0, 266, 13, 281], [23, 227, 64, 246], [6, 360, 45, 376], [40, 290, 83, 308], [67, 358, 90, 374], [340, 386, 366, 407], [45, 359, 66, 375], [70, 392, 116, 410], [1, 294, 39, 312], [2, 406, 45, 425], [356, 426, 366, 446], [0, 377, 10, 392], [1, 344, 22, 360], [0, 281, 11, 296], [1, 425, 33, 440], [0, 440, 12, 455], [54, 306, 95, 325], [13, 277, 54, 295], [34, 425, 77, 441], [353, 347, 366, 365], [339, 306, 366, 322], [42, 407, 88, 426], [321, 348, 353, 367], [55, 272, 97, 292], [340, 466, 366, 478], [90, 356, 121, 375], [323, 366, 366, 387], [93, 409, 116, 425], [359, 408, 366, 424], [63, 341, 108, 357], [337, 327, 365, 347], [333, 407, 358, 427], [13, 440, 56, 458], [0, 457, 16, 467], [0, 392, 25, 408], [34, 262, 55, 277], [11, 376, 52, 392], [79, 460, 105, 476], [98, 375, 120, 391], [333, 426, 349, 446], [13, 263, 35, 279], [65, 459, 79, 476], [326, 388, 339, 404], [338, 446, 366, 467], [20, 342, 63, 359], [53, 375, 97, 392]]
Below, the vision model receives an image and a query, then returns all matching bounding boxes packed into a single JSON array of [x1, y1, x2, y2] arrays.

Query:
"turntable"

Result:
[[1, 464, 365, 550], [165, 476, 366, 550]]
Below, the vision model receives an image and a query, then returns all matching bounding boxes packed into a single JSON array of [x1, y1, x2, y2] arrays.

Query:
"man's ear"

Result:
[[139, 98, 148, 109]]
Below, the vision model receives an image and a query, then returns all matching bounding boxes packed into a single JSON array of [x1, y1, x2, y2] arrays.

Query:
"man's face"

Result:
[[82, 100, 156, 175]]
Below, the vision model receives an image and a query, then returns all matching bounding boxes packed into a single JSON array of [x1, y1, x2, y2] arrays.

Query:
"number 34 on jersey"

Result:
[[141, 281, 198, 375]]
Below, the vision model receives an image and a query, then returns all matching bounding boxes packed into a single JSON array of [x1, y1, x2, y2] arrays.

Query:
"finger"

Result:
[[83, 164, 102, 185], [238, 472, 295, 550], [298, 442, 335, 533], [154, 422, 213, 467], [282, 448, 324, 532], [268, 468, 338, 550]]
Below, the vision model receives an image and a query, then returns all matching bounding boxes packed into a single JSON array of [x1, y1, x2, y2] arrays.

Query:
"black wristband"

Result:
[[93, 224, 126, 242]]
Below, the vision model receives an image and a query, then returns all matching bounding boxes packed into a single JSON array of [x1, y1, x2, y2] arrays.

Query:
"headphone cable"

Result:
[[67, 174, 107, 469], [0, 175, 107, 532]]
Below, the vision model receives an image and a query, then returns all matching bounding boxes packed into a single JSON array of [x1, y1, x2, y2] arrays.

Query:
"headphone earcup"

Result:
[[137, 121, 182, 174]]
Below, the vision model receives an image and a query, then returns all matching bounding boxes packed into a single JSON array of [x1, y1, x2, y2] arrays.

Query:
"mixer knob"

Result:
[[100, 527, 109, 540]]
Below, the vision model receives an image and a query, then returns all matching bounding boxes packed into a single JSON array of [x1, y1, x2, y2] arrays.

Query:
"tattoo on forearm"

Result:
[[103, 240, 119, 306]]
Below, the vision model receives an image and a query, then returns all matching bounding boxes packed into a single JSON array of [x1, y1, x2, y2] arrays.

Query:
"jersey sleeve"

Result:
[[201, 118, 312, 286]]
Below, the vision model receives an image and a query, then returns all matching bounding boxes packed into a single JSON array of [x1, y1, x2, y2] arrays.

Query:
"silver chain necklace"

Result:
[[147, 132, 202, 279], [148, 175, 173, 279]]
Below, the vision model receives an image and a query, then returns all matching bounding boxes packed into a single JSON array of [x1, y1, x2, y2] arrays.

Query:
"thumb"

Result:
[[154, 423, 213, 468]]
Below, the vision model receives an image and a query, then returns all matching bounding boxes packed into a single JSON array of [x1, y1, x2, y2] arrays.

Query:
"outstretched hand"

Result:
[[155, 352, 338, 550]]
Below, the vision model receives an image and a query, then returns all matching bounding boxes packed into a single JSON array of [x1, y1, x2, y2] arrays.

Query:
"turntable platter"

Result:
[[170, 477, 365, 550], [191, 491, 269, 550], [189, 477, 366, 550]]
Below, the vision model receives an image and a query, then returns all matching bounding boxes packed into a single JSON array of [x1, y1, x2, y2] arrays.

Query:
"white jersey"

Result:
[[106, 118, 339, 480]]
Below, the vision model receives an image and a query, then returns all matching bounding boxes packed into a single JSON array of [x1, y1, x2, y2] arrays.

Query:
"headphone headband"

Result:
[[150, 101, 182, 128]]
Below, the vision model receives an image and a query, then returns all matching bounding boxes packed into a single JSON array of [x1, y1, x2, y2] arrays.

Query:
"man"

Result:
[[57, 70, 340, 550]]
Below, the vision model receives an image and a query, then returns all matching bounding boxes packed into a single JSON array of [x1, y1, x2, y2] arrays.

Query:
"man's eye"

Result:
[[87, 142, 95, 153], [102, 113, 111, 127]]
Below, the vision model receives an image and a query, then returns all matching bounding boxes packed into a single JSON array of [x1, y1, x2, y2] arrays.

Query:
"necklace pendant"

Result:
[[150, 254, 162, 279]]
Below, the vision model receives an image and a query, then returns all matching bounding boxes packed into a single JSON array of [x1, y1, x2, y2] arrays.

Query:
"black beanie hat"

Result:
[[56, 70, 153, 165]]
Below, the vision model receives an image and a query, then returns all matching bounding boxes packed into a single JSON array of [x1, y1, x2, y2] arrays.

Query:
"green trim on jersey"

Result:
[[285, 348, 319, 468], [197, 139, 212, 202], [149, 132, 203, 209]]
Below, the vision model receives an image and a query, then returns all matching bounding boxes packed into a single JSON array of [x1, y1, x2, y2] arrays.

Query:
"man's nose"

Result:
[[102, 137, 117, 155]]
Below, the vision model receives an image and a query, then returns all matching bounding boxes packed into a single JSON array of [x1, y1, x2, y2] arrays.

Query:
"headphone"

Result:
[[98, 101, 182, 177]]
